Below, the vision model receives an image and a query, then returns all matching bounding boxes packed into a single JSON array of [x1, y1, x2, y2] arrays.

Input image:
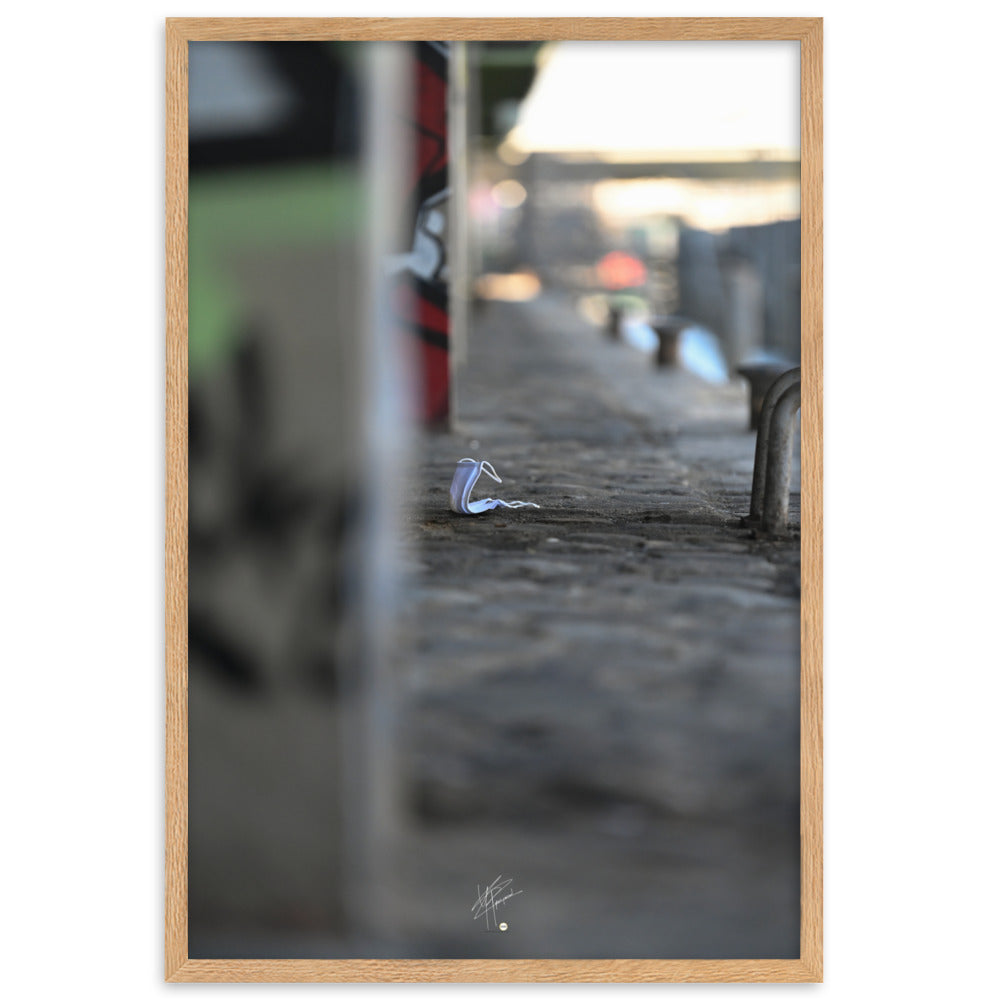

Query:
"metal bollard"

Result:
[[747, 367, 801, 524], [737, 362, 793, 431], [606, 304, 622, 340], [761, 381, 802, 535], [650, 316, 691, 368]]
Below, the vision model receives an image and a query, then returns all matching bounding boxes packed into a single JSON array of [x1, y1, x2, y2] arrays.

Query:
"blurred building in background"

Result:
[[467, 41, 801, 372]]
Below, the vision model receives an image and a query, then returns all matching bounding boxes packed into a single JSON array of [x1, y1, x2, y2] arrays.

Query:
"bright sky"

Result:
[[506, 41, 800, 161]]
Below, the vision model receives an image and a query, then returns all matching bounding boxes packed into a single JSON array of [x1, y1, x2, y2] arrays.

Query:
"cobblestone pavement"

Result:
[[384, 294, 802, 959]]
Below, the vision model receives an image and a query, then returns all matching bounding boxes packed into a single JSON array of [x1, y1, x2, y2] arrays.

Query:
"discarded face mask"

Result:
[[449, 458, 541, 515]]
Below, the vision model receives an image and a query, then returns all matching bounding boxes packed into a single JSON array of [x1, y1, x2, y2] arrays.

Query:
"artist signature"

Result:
[[472, 875, 523, 931]]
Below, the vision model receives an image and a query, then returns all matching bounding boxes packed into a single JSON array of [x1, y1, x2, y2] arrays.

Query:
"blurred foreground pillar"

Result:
[[187, 39, 410, 957]]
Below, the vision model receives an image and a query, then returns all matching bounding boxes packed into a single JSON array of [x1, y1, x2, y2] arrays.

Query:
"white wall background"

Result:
[[2, 1, 998, 994]]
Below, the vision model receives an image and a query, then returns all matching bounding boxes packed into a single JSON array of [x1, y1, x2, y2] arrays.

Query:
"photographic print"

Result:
[[166, 17, 822, 982]]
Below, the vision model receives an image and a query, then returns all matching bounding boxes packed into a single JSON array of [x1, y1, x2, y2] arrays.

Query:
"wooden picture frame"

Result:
[[166, 16, 822, 983]]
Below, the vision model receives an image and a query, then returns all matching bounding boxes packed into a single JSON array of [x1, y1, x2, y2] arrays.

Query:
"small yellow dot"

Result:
[[499, 922, 508, 932]]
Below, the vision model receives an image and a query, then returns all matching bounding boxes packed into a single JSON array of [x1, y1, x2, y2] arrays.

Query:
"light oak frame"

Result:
[[166, 16, 823, 983]]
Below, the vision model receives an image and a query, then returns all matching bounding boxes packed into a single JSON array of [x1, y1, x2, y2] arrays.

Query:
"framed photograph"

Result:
[[166, 17, 822, 982]]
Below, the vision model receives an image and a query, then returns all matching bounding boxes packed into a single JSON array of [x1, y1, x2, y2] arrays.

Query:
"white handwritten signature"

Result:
[[472, 875, 523, 930]]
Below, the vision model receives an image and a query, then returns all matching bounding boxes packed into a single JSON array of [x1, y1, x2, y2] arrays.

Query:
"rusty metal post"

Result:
[[761, 381, 802, 534], [748, 367, 800, 523]]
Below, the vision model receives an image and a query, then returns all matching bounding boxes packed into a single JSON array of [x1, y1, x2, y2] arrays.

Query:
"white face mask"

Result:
[[449, 458, 541, 515]]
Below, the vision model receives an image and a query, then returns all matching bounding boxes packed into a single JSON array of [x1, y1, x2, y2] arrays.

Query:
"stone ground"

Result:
[[378, 293, 802, 959]]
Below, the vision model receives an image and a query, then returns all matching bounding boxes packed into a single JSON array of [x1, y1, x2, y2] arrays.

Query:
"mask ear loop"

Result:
[[478, 462, 538, 507], [479, 461, 502, 484]]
